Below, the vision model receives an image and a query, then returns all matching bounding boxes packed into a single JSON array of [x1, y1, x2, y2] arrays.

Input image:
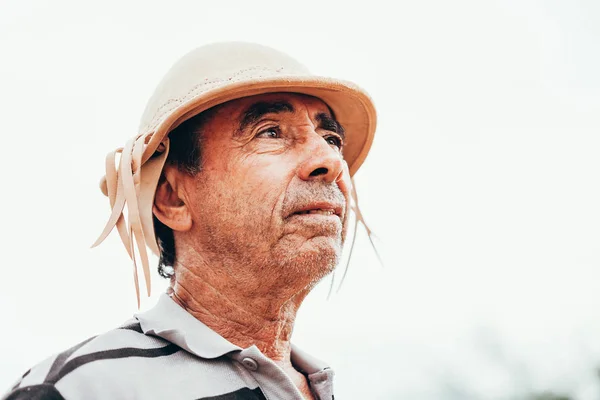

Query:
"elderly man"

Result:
[[4, 42, 377, 400]]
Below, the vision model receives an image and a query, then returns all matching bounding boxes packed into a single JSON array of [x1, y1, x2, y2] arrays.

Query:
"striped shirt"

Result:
[[3, 294, 335, 400]]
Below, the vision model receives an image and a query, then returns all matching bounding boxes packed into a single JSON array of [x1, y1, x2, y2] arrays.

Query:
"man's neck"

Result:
[[169, 257, 309, 364]]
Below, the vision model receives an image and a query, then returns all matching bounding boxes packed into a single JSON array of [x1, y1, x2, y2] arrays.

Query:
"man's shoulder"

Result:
[[3, 319, 174, 400]]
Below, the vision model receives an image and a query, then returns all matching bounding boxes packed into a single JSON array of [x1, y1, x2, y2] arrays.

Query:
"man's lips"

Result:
[[287, 202, 344, 219]]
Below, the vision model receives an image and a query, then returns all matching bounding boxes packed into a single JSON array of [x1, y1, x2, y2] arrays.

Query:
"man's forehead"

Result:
[[202, 92, 340, 139]]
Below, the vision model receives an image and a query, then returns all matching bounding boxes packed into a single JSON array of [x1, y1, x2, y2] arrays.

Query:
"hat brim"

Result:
[[143, 75, 377, 177]]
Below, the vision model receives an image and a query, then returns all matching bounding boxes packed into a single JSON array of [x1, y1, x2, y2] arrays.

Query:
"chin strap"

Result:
[[328, 177, 382, 299], [91, 133, 170, 308]]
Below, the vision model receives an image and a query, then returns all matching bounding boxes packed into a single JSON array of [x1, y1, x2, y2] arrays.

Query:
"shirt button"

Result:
[[242, 357, 258, 371]]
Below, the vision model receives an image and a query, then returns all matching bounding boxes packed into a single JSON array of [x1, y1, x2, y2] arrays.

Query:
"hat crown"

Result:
[[140, 42, 310, 133]]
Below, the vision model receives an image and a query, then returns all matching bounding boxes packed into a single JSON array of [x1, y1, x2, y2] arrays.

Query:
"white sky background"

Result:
[[1, 0, 599, 398]]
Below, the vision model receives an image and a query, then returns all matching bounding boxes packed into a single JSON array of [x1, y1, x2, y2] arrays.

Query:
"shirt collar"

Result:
[[135, 293, 241, 359], [135, 293, 331, 374]]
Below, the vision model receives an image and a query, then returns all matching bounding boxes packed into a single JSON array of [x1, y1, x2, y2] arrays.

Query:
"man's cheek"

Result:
[[336, 161, 352, 211], [335, 160, 351, 191]]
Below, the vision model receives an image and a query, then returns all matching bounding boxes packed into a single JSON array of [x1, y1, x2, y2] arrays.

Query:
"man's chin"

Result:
[[278, 238, 341, 280]]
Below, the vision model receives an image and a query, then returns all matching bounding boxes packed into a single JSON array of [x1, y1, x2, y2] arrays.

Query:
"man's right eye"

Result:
[[256, 127, 280, 138]]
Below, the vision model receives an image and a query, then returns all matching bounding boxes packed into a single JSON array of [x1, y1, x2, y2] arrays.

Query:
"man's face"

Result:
[[179, 93, 352, 289]]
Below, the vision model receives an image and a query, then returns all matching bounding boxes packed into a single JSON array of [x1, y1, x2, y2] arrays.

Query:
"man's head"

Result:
[[92, 42, 376, 305], [154, 93, 351, 294]]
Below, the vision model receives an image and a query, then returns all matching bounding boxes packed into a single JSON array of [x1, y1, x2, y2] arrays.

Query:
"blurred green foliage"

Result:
[[526, 394, 571, 400]]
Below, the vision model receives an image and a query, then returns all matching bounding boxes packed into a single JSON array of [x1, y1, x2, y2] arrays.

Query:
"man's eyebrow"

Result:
[[316, 112, 346, 140], [238, 101, 294, 133]]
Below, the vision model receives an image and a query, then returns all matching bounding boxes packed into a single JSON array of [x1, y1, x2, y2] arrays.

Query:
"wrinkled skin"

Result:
[[153, 93, 352, 399]]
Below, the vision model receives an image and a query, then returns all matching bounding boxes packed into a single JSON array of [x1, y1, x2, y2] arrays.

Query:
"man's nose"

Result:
[[296, 136, 344, 183]]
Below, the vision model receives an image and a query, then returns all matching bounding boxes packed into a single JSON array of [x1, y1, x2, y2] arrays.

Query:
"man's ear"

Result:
[[153, 166, 192, 232]]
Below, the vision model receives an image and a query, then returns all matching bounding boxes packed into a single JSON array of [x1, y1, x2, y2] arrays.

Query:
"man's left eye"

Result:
[[256, 127, 280, 139], [324, 135, 343, 149]]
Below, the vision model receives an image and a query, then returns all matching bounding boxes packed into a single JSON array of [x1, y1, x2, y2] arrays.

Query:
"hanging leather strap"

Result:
[[92, 133, 170, 308]]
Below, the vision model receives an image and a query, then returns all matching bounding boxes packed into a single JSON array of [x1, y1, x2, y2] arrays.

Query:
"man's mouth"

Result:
[[294, 209, 336, 216], [288, 202, 343, 219]]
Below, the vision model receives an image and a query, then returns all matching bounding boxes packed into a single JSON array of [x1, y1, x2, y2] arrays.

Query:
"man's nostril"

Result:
[[309, 167, 328, 177]]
